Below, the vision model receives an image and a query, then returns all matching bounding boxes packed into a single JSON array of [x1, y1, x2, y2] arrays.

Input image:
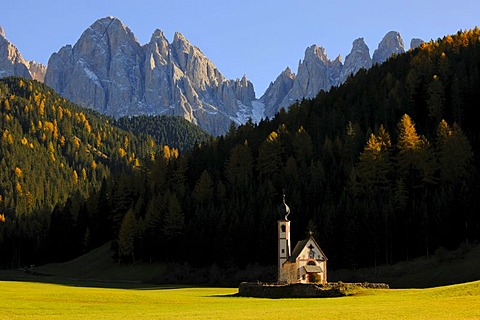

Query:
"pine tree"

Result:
[[193, 170, 214, 204], [224, 141, 253, 190], [118, 209, 137, 263]]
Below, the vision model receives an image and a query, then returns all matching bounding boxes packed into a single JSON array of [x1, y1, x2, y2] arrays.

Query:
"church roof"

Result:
[[287, 235, 328, 263], [303, 265, 324, 273], [278, 193, 290, 219], [287, 239, 308, 263]]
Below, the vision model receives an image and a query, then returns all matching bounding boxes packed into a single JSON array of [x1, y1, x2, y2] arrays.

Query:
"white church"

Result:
[[277, 194, 328, 284]]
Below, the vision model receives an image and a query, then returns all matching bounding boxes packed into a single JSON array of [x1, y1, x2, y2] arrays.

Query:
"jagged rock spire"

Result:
[[372, 31, 405, 64]]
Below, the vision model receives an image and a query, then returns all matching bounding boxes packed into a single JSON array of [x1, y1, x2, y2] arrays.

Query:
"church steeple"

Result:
[[278, 191, 290, 220], [277, 191, 291, 283]]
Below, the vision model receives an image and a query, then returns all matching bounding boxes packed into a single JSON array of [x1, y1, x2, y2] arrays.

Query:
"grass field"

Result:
[[1, 279, 480, 319]]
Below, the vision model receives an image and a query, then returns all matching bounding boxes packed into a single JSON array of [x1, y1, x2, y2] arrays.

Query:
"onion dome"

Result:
[[278, 193, 290, 220]]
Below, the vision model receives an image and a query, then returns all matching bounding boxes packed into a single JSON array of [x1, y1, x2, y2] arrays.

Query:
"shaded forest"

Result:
[[114, 114, 211, 153], [1, 28, 480, 274]]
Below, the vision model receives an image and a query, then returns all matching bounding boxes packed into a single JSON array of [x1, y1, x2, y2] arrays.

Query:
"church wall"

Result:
[[281, 262, 298, 284]]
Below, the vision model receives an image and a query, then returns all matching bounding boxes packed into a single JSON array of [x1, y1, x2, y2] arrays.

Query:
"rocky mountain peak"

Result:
[[88, 16, 138, 45], [340, 37, 372, 83], [45, 16, 146, 117], [147, 29, 170, 64], [26, 61, 47, 82], [95, 16, 126, 30], [372, 31, 405, 64], [283, 66, 293, 76], [305, 44, 329, 63], [333, 55, 342, 64], [410, 38, 424, 50], [151, 29, 166, 40], [260, 66, 296, 117], [0, 26, 33, 80], [173, 32, 195, 53], [352, 37, 369, 53], [44, 17, 256, 135]]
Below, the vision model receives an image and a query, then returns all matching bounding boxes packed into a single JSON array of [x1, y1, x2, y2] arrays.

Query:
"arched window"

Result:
[[281, 224, 286, 232]]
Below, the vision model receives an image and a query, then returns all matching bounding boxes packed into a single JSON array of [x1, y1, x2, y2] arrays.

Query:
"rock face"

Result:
[[3, 19, 418, 134], [261, 67, 295, 117], [0, 26, 32, 79], [0, 26, 47, 81], [26, 61, 47, 82], [339, 37, 372, 83], [45, 17, 256, 136], [261, 45, 342, 117], [372, 31, 405, 65], [410, 38, 424, 50]]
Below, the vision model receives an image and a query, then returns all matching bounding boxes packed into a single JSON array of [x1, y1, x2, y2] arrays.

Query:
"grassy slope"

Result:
[[3, 244, 480, 319], [34, 242, 167, 283], [1, 280, 480, 319], [330, 244, 480, 288], [33, 242, 480, 289]]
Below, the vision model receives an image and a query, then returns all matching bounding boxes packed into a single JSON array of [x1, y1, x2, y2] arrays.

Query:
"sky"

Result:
[[1, 0, 479, 97]]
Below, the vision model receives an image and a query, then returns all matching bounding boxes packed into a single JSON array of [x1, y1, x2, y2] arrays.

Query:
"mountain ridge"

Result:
[[261, 31, 415, 117], [1, 17, 422, 134]]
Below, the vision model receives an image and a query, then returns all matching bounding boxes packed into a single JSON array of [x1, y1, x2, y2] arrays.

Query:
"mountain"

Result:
[[1, 19, 422, 135], [261, 67, 296, 117], [372, 31, 405, 64], [261, 31, 415, 118], [44, 17, 258, 136], [339, 37, 372, 84], [0, 26, 46, 81], [410, 38, 424, 50]]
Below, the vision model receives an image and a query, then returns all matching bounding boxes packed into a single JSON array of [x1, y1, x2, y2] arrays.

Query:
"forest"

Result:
[[1, 28, 480, 276]]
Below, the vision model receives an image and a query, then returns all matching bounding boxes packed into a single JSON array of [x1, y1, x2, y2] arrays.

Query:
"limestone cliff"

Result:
[[372, 31, 405, 65], [45, 17, 257, 135]]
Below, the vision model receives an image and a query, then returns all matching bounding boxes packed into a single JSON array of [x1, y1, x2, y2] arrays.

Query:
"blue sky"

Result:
[[1, 0, 479, 96]]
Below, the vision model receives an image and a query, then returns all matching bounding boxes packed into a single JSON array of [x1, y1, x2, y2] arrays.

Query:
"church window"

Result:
[[281, 225, 286, 232]]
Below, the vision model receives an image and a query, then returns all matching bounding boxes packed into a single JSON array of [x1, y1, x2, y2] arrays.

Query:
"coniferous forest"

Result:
[[1, 29, 480, 275]]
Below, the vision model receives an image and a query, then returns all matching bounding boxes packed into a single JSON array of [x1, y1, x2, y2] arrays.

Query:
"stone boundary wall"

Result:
[[237, 282, 389, 298]]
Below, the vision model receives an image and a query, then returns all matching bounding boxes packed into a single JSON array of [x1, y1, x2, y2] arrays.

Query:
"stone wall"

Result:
[[237, 282, 389, 298]]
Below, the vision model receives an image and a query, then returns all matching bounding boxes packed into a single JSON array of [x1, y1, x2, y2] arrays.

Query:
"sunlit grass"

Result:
[[1, 280, 479, 319]]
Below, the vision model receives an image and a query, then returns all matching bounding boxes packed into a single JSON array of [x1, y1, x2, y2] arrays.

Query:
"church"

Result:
[[277, 194, 328, 284]]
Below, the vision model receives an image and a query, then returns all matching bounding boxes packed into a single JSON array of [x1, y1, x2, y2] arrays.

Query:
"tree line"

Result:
[[1, 28, 480, 272]]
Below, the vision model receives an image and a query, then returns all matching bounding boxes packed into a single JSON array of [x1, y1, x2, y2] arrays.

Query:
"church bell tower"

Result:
[[278, 192, 291, 282]]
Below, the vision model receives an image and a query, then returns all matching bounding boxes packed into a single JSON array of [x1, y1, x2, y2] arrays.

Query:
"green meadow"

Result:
[[2, 280, 479, 319]]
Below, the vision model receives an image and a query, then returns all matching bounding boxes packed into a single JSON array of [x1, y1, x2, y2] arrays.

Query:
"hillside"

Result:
[[31, 242, 480, 288], [330, 243, 480, 288], [2, 29, 480, 274], [114, 115, 211, 152], [0, 77, 203, 268], [100, 28, 479, 270]]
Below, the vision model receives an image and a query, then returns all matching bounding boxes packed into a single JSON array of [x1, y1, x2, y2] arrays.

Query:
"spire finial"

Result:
[[278, 188, 290, 220]]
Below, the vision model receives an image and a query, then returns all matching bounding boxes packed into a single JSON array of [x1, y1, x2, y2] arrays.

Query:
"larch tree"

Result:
[[118, 208, 137, 263], [193, 169, 214, 204], [224, 141, 253, 190], [436, 120, 473, 185]]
